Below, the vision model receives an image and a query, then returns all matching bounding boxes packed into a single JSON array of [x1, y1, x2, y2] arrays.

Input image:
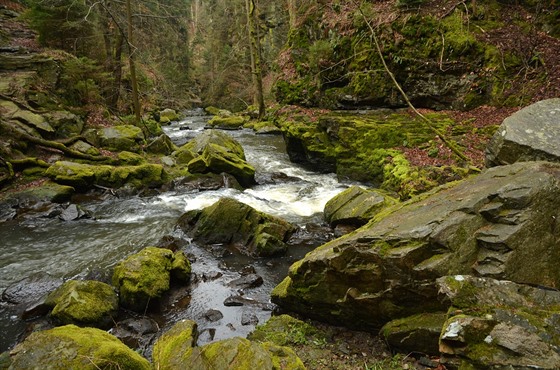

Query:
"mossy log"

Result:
[[10, 157, 50, 169]]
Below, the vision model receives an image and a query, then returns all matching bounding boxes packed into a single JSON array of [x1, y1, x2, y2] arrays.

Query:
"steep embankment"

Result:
[[275, 0, 560, 110]]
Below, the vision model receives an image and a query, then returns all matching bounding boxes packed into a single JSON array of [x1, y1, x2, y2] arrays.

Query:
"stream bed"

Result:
[[0, 110, 349, 353]]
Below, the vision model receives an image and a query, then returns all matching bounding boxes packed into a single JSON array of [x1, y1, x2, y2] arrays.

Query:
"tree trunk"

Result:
[[287, 0, 297, 29], [245, 0, 265, 120], [126, 0, 141, 125]]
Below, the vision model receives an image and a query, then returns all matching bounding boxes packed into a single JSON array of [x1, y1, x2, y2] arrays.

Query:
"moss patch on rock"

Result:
[[8, 325, 150, 370], [45, 280, 118, 329], [112, 247, 191, 312]]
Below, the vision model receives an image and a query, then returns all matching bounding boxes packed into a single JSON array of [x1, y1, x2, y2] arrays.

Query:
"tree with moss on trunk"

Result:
[[245, 0, 265, 120]]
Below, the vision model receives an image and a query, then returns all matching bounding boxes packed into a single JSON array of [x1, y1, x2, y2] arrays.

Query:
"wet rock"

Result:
[[204, 309, 224, 322], [224, 295, 258, 307], [272, 162, 560, 330], [176, 197, 296, 257], [437, 275, 560, 369], [201, 271, 223, 281], [323, 186, 397, 227], [239, 265, 256, 275], [287, 223, 334, 248], [255, 171, 301, 185], [58, 204, 92, 221], [228, 274, 264, 289], [2, 272, 63, 305], [111, 317, 159, 351], [380, 313, 447, 356], [45, 280, 118, 329], [8, 325, 151, 370], [112, 247, 191, 312], [241, 311, 259, 326], [173, 172, 242, 192], [178, 129, 256, 187], [486, 98, 560, 166]]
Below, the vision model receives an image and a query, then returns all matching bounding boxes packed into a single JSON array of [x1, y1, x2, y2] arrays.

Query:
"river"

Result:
[[0, 110, 348, 353]]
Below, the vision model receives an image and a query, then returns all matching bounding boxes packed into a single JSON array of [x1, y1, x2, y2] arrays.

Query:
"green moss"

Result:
[[112, 247, 174, 311], [152, 320, 197, 368], [118, 151, 145, 165], [249, 315, 322, 347], [271, 277, 293, 300], [9, 325, 150, 370], [171, 251, 191, 283], [207, 115, 247, 129], [46, 280, 118, 329]]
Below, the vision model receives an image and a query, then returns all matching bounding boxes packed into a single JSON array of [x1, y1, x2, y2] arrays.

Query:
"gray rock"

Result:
[[273, 162, 560, 330], [241, 311, 259, 326], [59, 204, 92, 221], [380, 313, 447, 356], [228, 274, 264, 289], [204, 309, 224, 322], [2, 272, 63, 305], [437, 275, 560, 369], [324, 186, 397, 227], [486, 98, 560, 166]]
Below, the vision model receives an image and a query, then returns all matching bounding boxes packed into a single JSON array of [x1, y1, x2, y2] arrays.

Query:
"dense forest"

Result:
[[2, 0, 560, 369]]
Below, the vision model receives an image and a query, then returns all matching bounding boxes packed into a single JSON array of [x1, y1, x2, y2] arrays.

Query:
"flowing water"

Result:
[[0, 109, 348, 353]]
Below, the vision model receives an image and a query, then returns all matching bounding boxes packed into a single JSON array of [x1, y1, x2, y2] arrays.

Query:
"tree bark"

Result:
[[126, 0, 141, 125], [245, 0, 265, 120], [287, 0, 297, 29]]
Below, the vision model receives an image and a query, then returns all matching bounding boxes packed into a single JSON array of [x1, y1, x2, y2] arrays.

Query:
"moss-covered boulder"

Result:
[[207, 115, 247, 130], [146, 134, 177, 155], [7, 325, 151, 370], [152, 319, 198, 368], [272, 161, 560, 330], [153, 320, 305, 370], [45, 280, 118, 329], [178, 130, 255, 187], [176, 197, 296, 257], [486, 98, 560, 167], [45, 161, 168, 190], [159, 108, 180, 124], [98, 125, 145, 152], [112, 247, 191, 312], [437, 275, 560, 369], [323, 186, 398, 227], [380, 313, 447, 356]]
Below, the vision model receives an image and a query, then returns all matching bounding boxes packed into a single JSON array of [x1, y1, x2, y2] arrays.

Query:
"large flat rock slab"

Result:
[[486, 98, 560, 166], [272, 161, 560, 329]]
